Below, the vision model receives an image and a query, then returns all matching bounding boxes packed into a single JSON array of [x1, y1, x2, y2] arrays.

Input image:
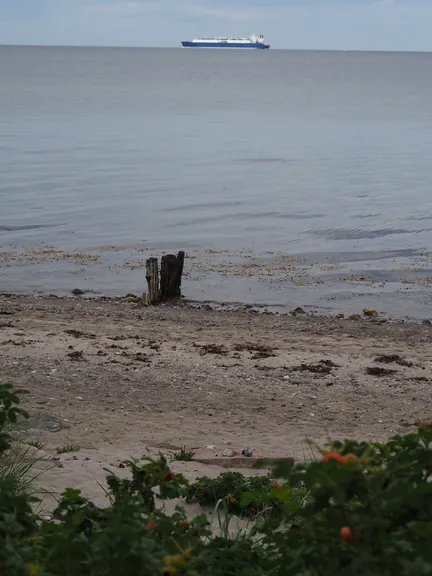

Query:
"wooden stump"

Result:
[[174, 251, 185, 295], [142, 257, 160, 306], [142, 251, 184, 305], [160, 251, 184, 299]]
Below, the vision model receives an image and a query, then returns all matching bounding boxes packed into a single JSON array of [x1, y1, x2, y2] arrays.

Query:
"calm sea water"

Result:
[[1, 46, 431, 315]]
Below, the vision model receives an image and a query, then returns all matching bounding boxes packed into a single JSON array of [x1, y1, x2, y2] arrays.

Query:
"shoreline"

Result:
[[1, 243, 431, 321], [1, 290, 431, 325]]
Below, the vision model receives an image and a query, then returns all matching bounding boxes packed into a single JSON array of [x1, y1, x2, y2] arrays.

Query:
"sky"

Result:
[[1, 0, 432, 51]]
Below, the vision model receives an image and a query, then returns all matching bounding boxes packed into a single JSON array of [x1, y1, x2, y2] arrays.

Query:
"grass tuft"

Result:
[[57, 445, 80, 455], [171, 446, 195, 461]]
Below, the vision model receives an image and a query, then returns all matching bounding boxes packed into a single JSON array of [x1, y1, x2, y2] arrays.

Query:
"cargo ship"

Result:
[[181, 34, 270, 49]]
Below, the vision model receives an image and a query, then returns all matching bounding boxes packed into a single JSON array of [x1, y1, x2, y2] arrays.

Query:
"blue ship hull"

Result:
[[182, 41, 270, 49]]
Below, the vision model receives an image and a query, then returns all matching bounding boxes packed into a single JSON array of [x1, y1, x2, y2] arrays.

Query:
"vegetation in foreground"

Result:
[[0, 384, 431, 575]]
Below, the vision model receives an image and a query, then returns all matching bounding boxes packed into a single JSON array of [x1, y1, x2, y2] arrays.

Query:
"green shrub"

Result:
[[0, 384, 431, 576], [184, 471, 298, 518]]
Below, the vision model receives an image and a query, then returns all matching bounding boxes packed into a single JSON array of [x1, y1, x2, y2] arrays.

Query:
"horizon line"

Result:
[[1, 43, 431, 54]]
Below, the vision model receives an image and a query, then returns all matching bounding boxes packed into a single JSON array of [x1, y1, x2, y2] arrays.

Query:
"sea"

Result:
[[1, 46, 431, 318]]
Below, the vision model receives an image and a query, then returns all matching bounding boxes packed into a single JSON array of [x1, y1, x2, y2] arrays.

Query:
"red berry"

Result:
[[179, 520, 190, 531], [166, 471, 174, 481], [340, 526, 354, 542], [323, 452, 345, 463], [146, 522, 156, 529]]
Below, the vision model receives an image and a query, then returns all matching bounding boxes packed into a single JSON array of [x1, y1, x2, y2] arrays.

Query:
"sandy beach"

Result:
[[1, 292, 430, 507]]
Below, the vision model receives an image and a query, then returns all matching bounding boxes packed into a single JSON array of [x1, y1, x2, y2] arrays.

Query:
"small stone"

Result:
[[75, 396, 83, 401], [422, 319, 432, 326], [348, 314, 362, 321], [282, 375, 290, 380], [221, 448, 236, 457], [363, 308, 378, 317], [242, 447, 254, 457], [292, 307, 307, 316], [125, 293, 137, 299], [72, 288, 85, 296], [125, 297, 137, 303], [335, 313, 345, 319]]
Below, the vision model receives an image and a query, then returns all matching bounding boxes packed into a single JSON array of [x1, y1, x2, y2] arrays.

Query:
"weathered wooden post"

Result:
[[143, 257, 160, 306], [142, 251, 185, 305], [173, 250, 185, 296], [160, 251, 185, 299]]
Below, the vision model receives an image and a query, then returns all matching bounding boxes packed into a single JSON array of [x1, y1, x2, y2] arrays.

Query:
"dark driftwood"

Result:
[[142, 252, 184, 305], [160, 251, 184, 299]]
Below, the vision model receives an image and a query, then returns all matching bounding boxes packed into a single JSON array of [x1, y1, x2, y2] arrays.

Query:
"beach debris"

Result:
[[366, 366, 397, 377], [206, 445, 216, 450], [292, 307, 307, 316], [221, 448, 236, 457], [336, 313, 345, 319], [289, 359, 339, 375], [71, 288, 85, 296], [194, 342, 228, 356], [363, 307, 378, 317], [65, 329, 96, 340], [68, 350, 85, 361], [233, 342, 276, 359], [348, 314, 362, 321], [242, 447, 254, 457], [374, 354, 413, 367]]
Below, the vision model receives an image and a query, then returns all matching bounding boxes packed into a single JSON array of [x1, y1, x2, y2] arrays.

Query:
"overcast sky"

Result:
[[1, 0, 432, 51]]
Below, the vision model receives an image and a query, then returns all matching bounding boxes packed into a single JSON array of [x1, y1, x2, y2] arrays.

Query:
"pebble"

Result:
[[292, 307, 307, 316], [363, 308, 378, 317], [282, 375, 290, 380], [72, 288, 85, 296], [242, 447, 254, 457], [221, 448, 236, 457], [348, 314, 362, 321]]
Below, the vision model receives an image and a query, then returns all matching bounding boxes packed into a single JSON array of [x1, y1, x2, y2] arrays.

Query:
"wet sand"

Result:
[[1, 244, 431, 319]]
